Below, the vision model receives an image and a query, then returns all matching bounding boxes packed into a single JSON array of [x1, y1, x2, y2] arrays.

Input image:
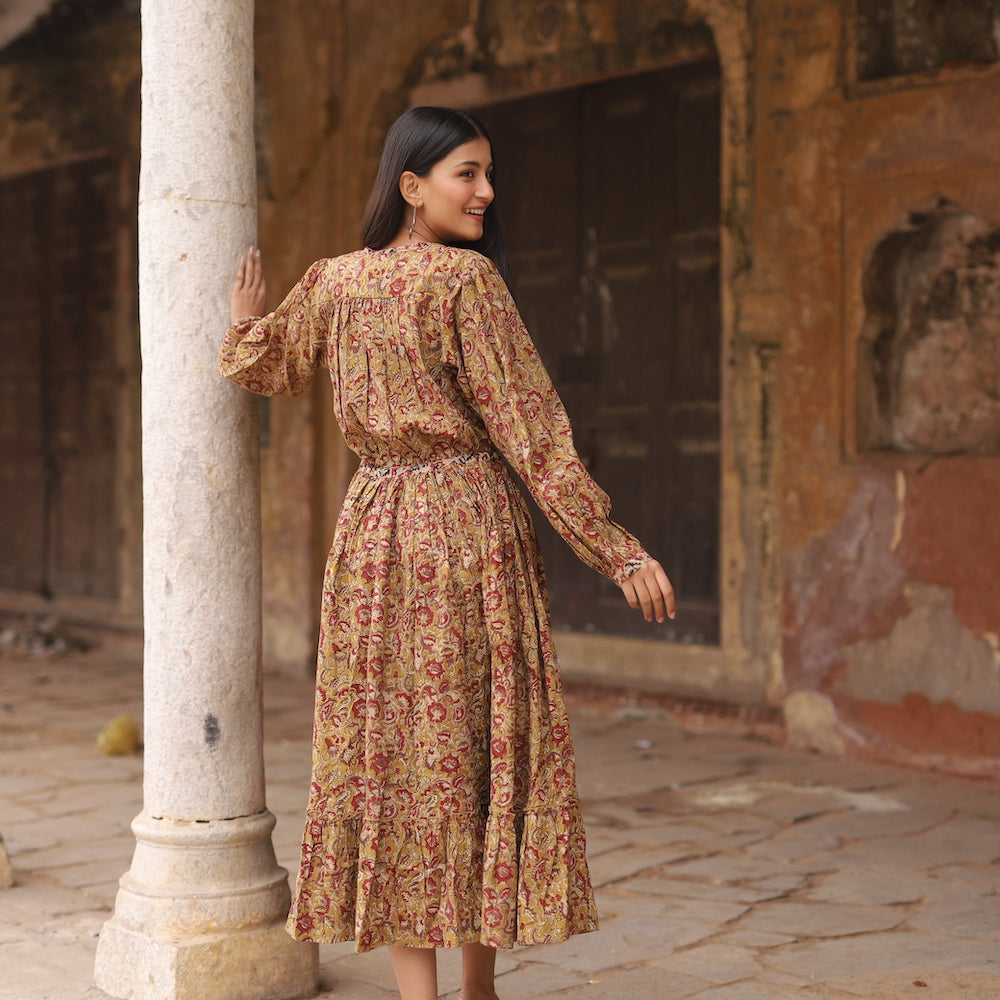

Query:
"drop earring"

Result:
[[408, 203, 417, 239]]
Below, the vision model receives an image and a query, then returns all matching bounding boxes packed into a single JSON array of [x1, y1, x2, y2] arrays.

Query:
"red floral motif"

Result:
[[220, 243, 649, 952]]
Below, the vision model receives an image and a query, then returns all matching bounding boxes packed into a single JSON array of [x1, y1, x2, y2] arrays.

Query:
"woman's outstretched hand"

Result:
[[621, 558, 676, 623], [230, 246, 267, 323]]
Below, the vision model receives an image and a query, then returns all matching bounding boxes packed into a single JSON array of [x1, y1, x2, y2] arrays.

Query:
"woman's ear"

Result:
[[399, 171, 421, 206]]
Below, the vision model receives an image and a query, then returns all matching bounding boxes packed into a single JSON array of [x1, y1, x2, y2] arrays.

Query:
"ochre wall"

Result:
[[251, 2, 354, 673], [2, 0, 998, 775], [250, 0, 765, 701], [751, 2, 1000, 773]]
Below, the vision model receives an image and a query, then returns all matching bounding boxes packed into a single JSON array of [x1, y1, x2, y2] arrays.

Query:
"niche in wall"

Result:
[[857, 199, 1000, 455]]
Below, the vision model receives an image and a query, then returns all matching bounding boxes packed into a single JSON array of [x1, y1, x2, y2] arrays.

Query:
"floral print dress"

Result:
[[220, 243, 649, 952]]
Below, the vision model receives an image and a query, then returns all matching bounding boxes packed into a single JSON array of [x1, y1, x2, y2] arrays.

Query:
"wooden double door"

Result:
[[482, 62, 721, 642], [0, 158, 123, 601]]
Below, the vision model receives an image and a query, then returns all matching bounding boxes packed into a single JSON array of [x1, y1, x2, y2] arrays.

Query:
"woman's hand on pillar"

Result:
[[230, 246, 267, 323], [621, 558, 676, 623]]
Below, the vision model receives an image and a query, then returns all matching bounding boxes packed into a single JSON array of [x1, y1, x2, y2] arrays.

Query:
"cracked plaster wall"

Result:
[[253, 0, 1000, 770], [844, 582, 1000, 717], [756, 0, 1000, 770], [5, 0, 1000, 772]]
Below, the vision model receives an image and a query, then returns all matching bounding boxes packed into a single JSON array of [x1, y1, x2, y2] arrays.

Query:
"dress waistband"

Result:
[[358, 450, 498, 480]]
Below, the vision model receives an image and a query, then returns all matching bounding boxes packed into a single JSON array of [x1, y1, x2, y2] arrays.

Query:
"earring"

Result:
[[408, 203, 417, 239]]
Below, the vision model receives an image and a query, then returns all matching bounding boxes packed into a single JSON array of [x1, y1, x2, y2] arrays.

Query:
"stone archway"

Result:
[[248, 0, 764, 702], [337, 1, 768, 699]]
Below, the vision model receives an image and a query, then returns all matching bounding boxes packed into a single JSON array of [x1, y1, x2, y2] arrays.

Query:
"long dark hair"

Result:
[[360, 106, 510, 281]]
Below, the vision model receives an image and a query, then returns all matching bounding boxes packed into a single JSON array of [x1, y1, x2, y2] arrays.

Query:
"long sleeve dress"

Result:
[[220, 242, 649, 952]]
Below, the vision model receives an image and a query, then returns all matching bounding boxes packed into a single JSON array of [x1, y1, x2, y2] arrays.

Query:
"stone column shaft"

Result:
[[95, 2, 317, 997]]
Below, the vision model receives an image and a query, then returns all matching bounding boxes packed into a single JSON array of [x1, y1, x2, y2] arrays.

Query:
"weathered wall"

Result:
[[174, 0, 1000, 770], [753, 1, 1000, 773], [250, 2, 353, 672], [3, 0, 999, 774], [250, 0, 766, 698]]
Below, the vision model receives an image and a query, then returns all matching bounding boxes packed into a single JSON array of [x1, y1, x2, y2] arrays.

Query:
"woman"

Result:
[[222, 105, 675, 1000]]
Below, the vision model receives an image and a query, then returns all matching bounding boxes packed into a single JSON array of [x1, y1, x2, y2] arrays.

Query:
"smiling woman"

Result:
[[357, 105, 509, 279], [220, 105, 675, 1000], [395, 137, 495, 247]]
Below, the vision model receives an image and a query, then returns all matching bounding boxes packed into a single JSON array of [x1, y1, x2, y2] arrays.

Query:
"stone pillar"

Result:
[[94, 2, 317, 998]]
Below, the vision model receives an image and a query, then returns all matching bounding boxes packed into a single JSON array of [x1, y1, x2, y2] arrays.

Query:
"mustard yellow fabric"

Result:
[[221, 243, 648, 951]]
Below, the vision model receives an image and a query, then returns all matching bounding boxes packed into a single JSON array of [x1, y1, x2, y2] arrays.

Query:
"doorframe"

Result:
[[356, 4, 777, 706]]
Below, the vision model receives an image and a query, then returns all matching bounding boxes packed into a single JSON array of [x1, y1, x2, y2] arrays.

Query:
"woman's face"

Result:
[[413, 137, 495, 244]]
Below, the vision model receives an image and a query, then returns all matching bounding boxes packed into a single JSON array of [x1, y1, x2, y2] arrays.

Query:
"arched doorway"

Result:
[[481, 60, 722, 643]]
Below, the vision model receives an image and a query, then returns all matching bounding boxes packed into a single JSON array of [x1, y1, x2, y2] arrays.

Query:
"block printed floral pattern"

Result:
[[220, 243, 648, 951]]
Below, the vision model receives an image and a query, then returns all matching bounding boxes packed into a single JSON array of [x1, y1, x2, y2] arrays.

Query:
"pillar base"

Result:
[[95, 810, 317, 1000], [95, 920, 317, 1000]]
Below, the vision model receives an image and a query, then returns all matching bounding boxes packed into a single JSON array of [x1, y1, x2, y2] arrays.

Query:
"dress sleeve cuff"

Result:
[[614, 552, 651, 587], [218, 316, 264, 377]]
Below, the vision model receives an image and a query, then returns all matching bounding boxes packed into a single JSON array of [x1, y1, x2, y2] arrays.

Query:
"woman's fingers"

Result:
[[247, 246, 262, 290], [621, 559, 676, 623], [233, 247, 259, 286], [652, 560, 676, 621], [230, 247, 266, 322], [249, 248, 265, 301]]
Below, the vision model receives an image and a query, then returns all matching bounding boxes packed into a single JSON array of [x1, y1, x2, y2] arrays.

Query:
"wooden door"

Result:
[[0, 159, 121, 600], [482, 62, 721, 642], [0, 170, 47, 593]]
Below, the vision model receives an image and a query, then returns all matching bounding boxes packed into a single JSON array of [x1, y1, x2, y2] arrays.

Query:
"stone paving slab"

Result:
[[831, 970, 1000, 1000], [688, 978, 855, 999], [0, 882, 108, 1000], [653, 851, 833, 885], [6, 813, 126, 859], [2, 641, 1000, 1000], [600, 892, 751, 930], [907, 894, 1000, 938], [933, 861, 1000, 884], [672, 808, 786, 837], [734, 899, 908, 938], [799, 868, 934, 906], [513, 916, 685, 974], [588, 842, 700, 885], [837, 831, 1000, 868], [1, 872, 108, 919], [544, 965, 711, 1000], [743, 829, 842, 862], [488, 957, 589, 999], [650, 942, 764, 984], [794, 800, 955, 839], [623, 874, 788, 905], [714, 928, 797, 948], [767, 931, 1000, 980], [14, 834, 139, 872]]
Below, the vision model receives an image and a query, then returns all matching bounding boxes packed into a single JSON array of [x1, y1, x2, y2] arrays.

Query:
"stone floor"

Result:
[[1, 633, 999, 1000]]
